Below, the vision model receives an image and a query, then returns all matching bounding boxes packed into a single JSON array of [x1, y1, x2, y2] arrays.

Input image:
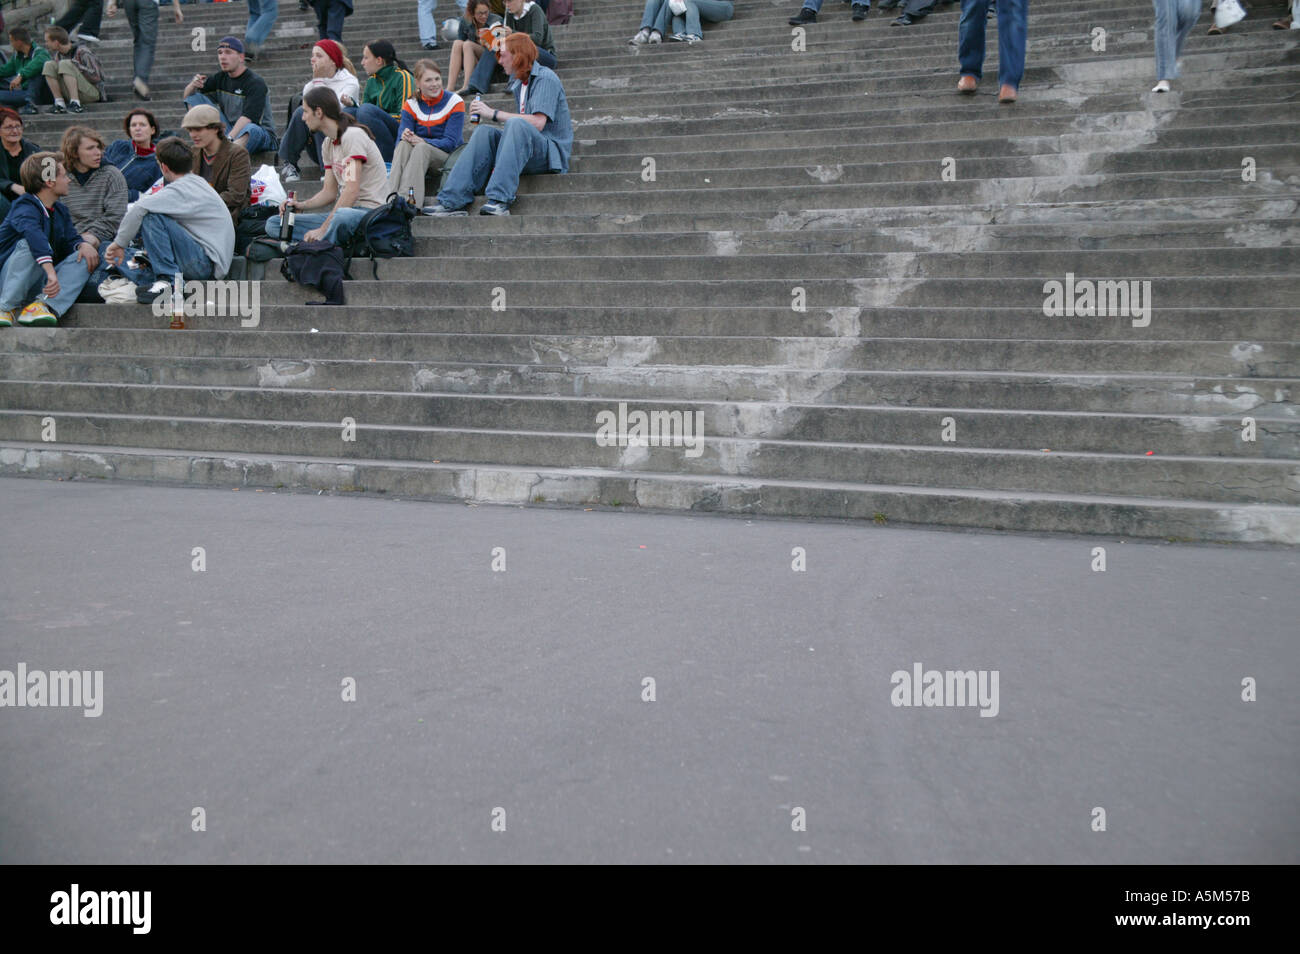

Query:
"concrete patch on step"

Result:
[[606, 336, 662, 367], [1176, 416, 1224, 434], [471, 468, 539, 503], [1191, 384, 1263, 413], [849, 274, 924, 309], [617, 441, 651, 469], [1029, 151, 1101, 180], [578, 113, 678, 126], [709, 231, 742, 256], [712, 438, 760, 477], [709, 107, 775, 120], [1213, 507, 1300, 546], [823, 307, 862, 339], [1230, 343, 1265, 366], [881, 225, 989, 254], [633, 476, 762, 513], [257, 360, 315, 388], [723, 402, 802, 440], [805, 165, 844, 184], [589, 77, 631, 89], [1225, 224, 1300, 247]]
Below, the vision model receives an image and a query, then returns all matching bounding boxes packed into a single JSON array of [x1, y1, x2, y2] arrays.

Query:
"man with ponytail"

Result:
[[265, 86, 386, 245], [425, 33, 570, 217]]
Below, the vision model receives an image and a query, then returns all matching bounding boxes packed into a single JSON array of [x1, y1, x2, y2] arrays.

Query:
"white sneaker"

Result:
[[1151, 80, 1171, 93], [630, 28, 651, 45], [648, 30, 662, 44]]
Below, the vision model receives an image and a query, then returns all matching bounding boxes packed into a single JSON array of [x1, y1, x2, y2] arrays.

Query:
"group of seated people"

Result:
[[0, 16, 572, 325], [631, 0, 735, 45]]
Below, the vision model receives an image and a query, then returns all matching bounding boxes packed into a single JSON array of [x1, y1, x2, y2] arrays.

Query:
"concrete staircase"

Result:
[[1, 0, 1297, 541]]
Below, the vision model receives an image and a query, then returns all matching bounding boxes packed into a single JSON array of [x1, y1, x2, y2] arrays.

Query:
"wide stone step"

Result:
[[5, 441, 1296, 543], [8, 326, 1294, 377], [55, 302, 1299, 342], [6, 380, 1295, 459], [2, 411, 1295, 504], [3, 352, 1293, 416]]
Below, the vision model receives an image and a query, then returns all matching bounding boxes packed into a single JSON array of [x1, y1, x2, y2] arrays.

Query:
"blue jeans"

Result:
[[344, 104, 398, 161], [184, 93, 279, 153], [671, 0, 734, 37], [133, 213, 215, 286], [0, 240, 91, 316], [313, 0, 348, 41], [246, 0, 280, 49], [959, 0, 1027, 91], [639, 0, 673, 32], [124, 0, 159, 82], [418, 0, 439, 45], [264, 206, 368, 245], [437, 120, 551, 209], [1152, 0, 1200, 80], [0, 77, 43, 109], [466, 47, 557, 94]]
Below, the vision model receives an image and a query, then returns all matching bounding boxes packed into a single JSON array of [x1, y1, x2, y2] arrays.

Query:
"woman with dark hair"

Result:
[[266, 87, 388, 246], [344, 39, 414, 162], [0, 106, 41, 219], [464, 0, 557, 96], [103, 107, 161, 200], [449, 0, 503, 94]]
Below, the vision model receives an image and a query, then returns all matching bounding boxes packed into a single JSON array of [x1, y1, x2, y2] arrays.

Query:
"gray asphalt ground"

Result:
[[0, 477, 1296, 864]]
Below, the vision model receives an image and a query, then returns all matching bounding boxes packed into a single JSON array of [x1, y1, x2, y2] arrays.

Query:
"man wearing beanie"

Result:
[[181, 36, 278, 155]]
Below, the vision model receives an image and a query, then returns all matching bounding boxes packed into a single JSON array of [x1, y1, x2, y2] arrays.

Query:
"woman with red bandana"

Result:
[[277, 38, 359, 183]]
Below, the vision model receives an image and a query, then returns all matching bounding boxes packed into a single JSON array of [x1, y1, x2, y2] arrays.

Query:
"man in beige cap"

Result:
[[182, 103, 248, 225]]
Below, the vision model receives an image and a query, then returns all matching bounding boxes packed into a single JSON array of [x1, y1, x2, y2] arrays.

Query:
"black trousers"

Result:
[[313, 0, 349, 41], [56, 0, 104, 38]]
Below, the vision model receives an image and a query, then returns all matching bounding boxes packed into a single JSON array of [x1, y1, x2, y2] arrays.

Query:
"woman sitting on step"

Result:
[[463, 0, 558, 96], [278, 39, 361, 182], [0, 107, 42, 220], [449, 0, 503, 94], [344, 39, 416, 163], [386, 60, 465, 208], [104, 108, 162, 201]]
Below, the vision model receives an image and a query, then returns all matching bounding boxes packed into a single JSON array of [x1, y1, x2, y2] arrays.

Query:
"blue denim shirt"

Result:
[[506, 62, 572, 174]]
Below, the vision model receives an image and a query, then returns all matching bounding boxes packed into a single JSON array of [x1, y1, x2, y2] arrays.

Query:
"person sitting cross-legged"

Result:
[[102, 136, 235, 304], [265, 86, 388, 245], [0, 152, 96, 326], [425, 33, 570, 217]]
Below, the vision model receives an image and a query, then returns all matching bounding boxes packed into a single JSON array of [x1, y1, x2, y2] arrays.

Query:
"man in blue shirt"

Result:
[[425, 32, 570, 217]]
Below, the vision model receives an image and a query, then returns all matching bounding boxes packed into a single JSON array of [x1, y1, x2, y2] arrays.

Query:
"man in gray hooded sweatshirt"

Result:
[[103, 135, 233, 302]]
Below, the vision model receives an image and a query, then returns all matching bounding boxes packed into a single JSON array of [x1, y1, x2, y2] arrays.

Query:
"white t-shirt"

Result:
[[321, 124, 388, 209]]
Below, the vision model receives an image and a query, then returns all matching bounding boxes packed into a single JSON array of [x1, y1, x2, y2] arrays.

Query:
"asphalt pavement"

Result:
[[1, 477, 1296, 863]]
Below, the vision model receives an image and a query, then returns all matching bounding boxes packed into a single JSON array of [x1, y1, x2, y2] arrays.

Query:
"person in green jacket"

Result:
[[464, 0, 557, 95], [0, 27, 53, 114], [345, 39, 413, 162]]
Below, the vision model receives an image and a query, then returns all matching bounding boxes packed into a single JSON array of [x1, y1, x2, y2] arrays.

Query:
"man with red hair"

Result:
[[424, 32, 570, 217]]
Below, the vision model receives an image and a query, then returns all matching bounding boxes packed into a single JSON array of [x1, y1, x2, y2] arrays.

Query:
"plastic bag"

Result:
[[669, 0, 687, 14], [250, 164, 287, 206], [1215, 0, 1246, 28]]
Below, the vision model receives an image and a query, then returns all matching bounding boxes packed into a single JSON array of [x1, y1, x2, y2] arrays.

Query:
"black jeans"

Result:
[[56, 0, 105, 38], [313, 0, 348, 41], [278, 106, 325, 166]]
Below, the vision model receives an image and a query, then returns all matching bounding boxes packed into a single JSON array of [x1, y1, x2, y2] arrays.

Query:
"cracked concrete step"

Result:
[[56, 303, 1299, 341], [1, 411, 1295, 505], [245, 275, 1300, 311], [232, 248, 1300, 282], [410, 218, 1300, 255], [6, 328, 1294, 377], [5, 380, 1295, 458], [4, 441, 1296, 542], [4, 353, 1291, 416]]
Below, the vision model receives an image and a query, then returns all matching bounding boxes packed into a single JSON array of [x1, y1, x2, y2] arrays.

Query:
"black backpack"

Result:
[[345, 192, 415, 279]]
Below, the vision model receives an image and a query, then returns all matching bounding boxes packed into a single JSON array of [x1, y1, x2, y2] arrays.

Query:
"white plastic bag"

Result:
[[249, 163, 286, 206], [1291, 0, 1299, 28], [668, 0, 687, 14], [442, 17, 461, 41], [1214, 0, 1246, 28]]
